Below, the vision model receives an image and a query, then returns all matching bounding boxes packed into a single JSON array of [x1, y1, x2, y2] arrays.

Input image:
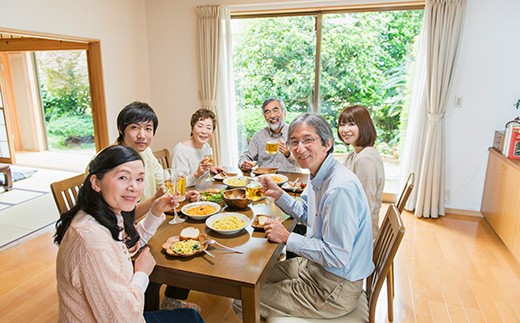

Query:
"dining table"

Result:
[[147, 170, 309, 323]]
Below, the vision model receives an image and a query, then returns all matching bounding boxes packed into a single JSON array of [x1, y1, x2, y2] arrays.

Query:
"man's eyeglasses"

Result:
[[288, 137, 318, 148]]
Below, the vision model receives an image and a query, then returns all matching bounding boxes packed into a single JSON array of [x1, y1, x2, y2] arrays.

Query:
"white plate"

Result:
[[181, 201, 221, 220], [262, 174, 288, 186], [223, 176, 249, 188], [205, 212, 251, 235], [213, 172, 238, 181]]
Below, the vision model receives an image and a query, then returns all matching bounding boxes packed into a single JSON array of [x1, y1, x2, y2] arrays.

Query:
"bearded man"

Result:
[[238, 98, 300, 173]]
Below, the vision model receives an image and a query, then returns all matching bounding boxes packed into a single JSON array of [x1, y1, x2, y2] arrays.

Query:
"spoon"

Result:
[[205, 239, 243, 254]]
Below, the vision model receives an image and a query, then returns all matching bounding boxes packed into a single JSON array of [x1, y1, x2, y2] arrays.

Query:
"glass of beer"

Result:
[[163, 169, 176, 196], [163, 168, 184, 224], [246, 179, 264, 201], [176, 170, 187, 202], [266, 139, 279, 154]]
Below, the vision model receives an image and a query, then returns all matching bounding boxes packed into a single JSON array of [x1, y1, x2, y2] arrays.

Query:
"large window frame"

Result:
[[231, 2, 424, 114]]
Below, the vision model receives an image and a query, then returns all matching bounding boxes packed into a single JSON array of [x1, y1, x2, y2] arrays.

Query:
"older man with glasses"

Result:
[[234, 113, 374, 320], [238, 98, 300, 173]]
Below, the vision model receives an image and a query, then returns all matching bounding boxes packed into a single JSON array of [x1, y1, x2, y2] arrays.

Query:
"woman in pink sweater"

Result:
[[54, 145, 204, 323]]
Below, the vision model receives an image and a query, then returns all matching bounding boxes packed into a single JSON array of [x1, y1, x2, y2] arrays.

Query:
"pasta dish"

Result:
[[212, 215, 246, 231], [186, 204, 218, 216], [170, 239, 202, 254]]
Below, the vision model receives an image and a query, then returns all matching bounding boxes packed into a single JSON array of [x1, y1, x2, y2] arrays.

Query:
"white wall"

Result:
[[0, 0, 152, 143], [147, 0, 520, 212], [445, 0, 520, 211]]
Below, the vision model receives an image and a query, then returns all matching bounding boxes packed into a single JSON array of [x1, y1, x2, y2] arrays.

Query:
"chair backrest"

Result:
[[153, 148, 172, 169], [395, 173, 415, 213], [50, 174, 85, 214], [366, 204, 405, 322]]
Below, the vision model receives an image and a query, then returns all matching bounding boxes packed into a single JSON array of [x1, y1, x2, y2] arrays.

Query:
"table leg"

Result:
[[241, 285, 260, 323]]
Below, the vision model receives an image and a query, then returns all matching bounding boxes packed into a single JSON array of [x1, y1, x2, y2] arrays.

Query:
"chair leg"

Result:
[[387, 263, 395, 321]]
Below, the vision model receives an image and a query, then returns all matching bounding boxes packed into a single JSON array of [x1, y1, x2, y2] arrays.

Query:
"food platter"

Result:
[[200, 189, 224, 203], [161, 234, 208, 257], [213, 172, 238, 181], [181, 201, 221, 220], [223, 176, 249, 188], [281, 180, 307, 193], [206, 212, 251, 235], [262, 173, 288, 186], [253, 167, 278, 175], [251, 214, 283, 230]]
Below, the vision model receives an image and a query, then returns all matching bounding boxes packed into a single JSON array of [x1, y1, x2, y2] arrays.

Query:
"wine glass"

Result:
[[163, 168, 185, 224], [202, 145, 214, 182]]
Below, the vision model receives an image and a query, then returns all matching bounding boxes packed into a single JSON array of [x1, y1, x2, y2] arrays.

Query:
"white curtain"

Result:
[[197, 5, 222, 164], [216, 6, 239, 167], [400, 0, 467, 218]]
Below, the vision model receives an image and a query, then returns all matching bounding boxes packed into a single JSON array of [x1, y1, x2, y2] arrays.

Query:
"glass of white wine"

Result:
[[163, 168, 184, 224]]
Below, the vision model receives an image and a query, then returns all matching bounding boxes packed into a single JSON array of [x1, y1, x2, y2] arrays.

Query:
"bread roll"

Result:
[[257, 215, 268, 226], [180, 227, 200, 240]]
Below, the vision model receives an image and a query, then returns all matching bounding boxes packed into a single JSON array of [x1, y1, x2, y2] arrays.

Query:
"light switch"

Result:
[[454, 96, 463, 108]]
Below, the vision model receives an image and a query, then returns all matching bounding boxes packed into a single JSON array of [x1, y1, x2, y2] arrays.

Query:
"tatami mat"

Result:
[[0, 166, 80, 249]]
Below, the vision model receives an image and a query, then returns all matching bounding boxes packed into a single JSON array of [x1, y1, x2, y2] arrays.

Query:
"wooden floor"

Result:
[[1, 206, 519, 323]]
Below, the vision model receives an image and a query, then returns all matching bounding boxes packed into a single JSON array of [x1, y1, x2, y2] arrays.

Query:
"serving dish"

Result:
[[205, 212, 250, 235], [222, 188, 250, 209], [281, 181, 307, 193], [161, 234, 209, 257], [181, 201, 221, 220], [213, 172, 238, 181], [223, 176, 249, 188], [251, 214, 283, 230], [262, 173, 288, 186], [253, 167, 278, 175]]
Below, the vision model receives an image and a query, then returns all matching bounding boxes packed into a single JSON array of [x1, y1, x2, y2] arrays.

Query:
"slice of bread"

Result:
[[257, 215, 268, 226], [180, 227, 200, 240]]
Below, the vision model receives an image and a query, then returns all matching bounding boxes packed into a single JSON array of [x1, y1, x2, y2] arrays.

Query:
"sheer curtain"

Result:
[[216, 6, 238, 167], [400, 0, 467, 218], [197, 5, 222, 164]]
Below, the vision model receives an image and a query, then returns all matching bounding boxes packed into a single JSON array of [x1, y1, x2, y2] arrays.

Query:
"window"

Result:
[[231, 7, 423, 193]]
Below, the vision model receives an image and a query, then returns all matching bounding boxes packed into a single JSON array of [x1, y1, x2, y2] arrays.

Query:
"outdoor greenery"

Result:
[[232, 10, 423, 157], [35, 51, 94, 150]]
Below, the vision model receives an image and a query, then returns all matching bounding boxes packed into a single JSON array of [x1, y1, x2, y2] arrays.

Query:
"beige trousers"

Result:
[[234, 257, 363, 319]]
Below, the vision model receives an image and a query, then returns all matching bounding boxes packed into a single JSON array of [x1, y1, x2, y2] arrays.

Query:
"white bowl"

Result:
[[205, 212, 251, 235], [223, 176, 249, 188], [181, 201, 221, 220], [262, 173, 288, 186]]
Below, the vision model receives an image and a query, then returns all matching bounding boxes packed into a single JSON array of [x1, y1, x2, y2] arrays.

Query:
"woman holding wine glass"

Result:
[[171, 108, 225, 187], [55, 145, 204, 323]]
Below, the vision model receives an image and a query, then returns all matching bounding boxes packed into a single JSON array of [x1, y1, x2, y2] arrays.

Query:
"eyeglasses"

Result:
[[288, 137, 318, 148]]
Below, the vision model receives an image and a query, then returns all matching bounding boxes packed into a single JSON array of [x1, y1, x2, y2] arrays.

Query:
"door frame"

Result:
[[0, 28, 109, 161]]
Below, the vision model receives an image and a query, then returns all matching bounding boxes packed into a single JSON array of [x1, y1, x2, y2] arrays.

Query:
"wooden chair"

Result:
[[266, 205, 405, 323], [50, 174, 85, 214], [384, 172, 414, 321], [153, 148, 172, 169], [395, 173, 415, 213]]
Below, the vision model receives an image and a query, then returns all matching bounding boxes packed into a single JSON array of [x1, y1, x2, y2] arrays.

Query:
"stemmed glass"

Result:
[[163, 168, 185, 224], [202, 145, 214, 182]]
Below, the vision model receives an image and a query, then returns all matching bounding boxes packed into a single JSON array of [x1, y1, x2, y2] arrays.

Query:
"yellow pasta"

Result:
[[212, 215, 246, 231], [186, 205, 217, 216], [171, 239, 201, 254]]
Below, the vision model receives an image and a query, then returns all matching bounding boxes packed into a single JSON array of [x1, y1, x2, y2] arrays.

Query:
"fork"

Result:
[[205, 239, 243, 254]]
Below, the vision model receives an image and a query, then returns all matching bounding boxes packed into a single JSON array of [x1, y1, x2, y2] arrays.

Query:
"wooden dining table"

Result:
[[147, 170, 308, 323]]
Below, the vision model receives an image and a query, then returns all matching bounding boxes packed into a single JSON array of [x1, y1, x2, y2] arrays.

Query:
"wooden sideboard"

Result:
[[481, 148, 520, 263]]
